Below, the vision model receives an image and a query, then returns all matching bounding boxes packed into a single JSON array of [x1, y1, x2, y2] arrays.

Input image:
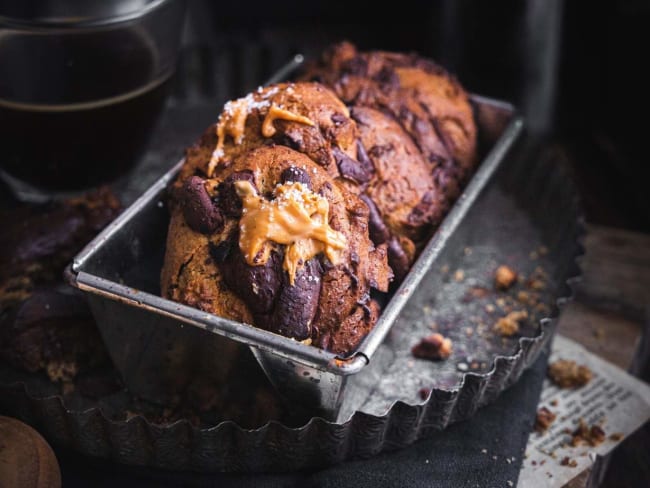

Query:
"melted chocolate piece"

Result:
[[268, 258, 323, 340], [360, 195, 390, 245], [330, 113, 347, 126], [387, 236, 410, 283], [333, 147, 370, 184], [217, 171, 255, 218], [219, 246, 283, 315], [280, 166, 312, 189], [180, 176, 224, 234], [355, 139, 375, 173]]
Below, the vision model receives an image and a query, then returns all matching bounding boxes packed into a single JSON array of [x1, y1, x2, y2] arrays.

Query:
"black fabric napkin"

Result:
[[58, 348, 548, 488]]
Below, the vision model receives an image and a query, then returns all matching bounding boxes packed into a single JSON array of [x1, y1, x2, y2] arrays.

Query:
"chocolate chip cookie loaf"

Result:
[[301, 41, 477, 201], [162, 144, 392, 354], [162, 43, 478, 354]]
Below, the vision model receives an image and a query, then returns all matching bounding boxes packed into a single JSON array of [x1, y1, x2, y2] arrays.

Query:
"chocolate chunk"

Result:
[[341, 56, 368, 76], [330, 113, 347, 126], [333, 147, 370, 184], [373, 66, 399, 89], [180, 176, 224, 234], [360, 195, 390, 245], [217, 171, 255, 218], [280, 166, 312, 189], [387, 236, 410, 282], [219, 246, 283, 315], [355, 139, 375, 173], [269, 258, 323, 340], [208, 239, 234, 264], [408, 189, 447, 227], [369, 143, 394, 158]]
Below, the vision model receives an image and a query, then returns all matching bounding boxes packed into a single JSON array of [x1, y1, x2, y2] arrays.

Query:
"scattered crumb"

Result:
[[535, 406, 557, 433], [609, 433, 624, 442], [454, 269, 465, 282], [418, 387, 431, 401], [485, 303, 496, 313], [507, 481, 513, 487], [430, 322, 439, 331], [548, 360, 593, 388], [494, 310, 528, 337], [532, 460, 537, 466], [496, 297, 507, 309], [46, 360, 79, 383], [527, 278, 546, 291], [561, 457, 578, 468], [412, 333, 453, 361], [538, 246, 549, 256], [481, 448, 488, 454], [570, 419, 606, 447], [465, 327, 474, 337], [441, 264, 450, 274], [550, 399, 558, 407], [594, 327, 605, 340], [494, 265, 518, 290]]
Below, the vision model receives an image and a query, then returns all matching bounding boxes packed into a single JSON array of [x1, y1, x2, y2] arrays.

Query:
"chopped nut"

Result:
[[548, 360, 593, 388], [570, 419, 606, 447], [494, 310, 528, 337], [495, 265, 518, 290], [527, 278, 546, 291], [412, 333, 453, 361], [560, 457, 578, 467], [535, 406, 557, 433]]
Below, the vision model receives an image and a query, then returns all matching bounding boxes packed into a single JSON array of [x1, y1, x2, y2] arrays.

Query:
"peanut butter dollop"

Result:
[[235, 180, 346, 285], [261, 104, 315, 137], [208, 89, 315, 177]]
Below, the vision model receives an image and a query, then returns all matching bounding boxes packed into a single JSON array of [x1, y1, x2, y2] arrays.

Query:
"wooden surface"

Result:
[[0, 416, 61, 488], [552, 224, 649, 488]]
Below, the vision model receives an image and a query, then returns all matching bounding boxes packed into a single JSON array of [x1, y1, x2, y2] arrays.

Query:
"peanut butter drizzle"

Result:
[[261, 104, 315, 137], [207, 92, 315, 177], [235, 180, 346, 285]]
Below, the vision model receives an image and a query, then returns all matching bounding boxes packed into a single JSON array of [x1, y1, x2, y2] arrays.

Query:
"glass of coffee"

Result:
[[0, 0, 186, 196]]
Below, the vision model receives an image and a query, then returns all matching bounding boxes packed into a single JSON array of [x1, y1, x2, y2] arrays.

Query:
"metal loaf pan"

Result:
[[66, 95, 523, 421]]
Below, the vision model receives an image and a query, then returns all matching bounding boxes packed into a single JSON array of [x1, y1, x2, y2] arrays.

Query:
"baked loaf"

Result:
[[162, 144, 391, 354], [162, 43, 478, 354], [301, 41, 477, 201]]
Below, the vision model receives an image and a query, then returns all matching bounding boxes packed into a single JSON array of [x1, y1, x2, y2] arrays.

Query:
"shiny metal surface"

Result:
[[66, 95, 522, 420]]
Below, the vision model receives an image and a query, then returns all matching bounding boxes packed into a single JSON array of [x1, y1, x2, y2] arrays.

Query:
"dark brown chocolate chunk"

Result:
[[217, 170, 255, 218], [387, 236, 410, 283], [333, 147, 370, 184], [180, 176, 224, 234], [268, 258, 323, 340], [330, 113, 347, 126], [360, 195, 390, 245], [355, 139, 375, 173], [280, 166, 312, 189], [219, 247, 283, 315]]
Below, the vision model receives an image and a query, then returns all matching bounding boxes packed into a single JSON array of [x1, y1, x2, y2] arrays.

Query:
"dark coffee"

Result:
[[0, 28, 172, 191]]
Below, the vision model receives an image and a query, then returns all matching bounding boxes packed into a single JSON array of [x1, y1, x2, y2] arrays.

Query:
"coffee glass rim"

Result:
[[0, 0, 175, 30]]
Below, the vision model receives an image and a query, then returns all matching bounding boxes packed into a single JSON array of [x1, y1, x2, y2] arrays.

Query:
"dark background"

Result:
[[186, 0, 649, 232]]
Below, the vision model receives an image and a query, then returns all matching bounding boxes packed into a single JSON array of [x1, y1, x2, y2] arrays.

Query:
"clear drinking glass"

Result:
[[0, 0, 186, 196]]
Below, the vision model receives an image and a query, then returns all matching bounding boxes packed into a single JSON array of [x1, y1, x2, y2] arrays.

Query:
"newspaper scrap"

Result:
[[518, 334, 650, 487]]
